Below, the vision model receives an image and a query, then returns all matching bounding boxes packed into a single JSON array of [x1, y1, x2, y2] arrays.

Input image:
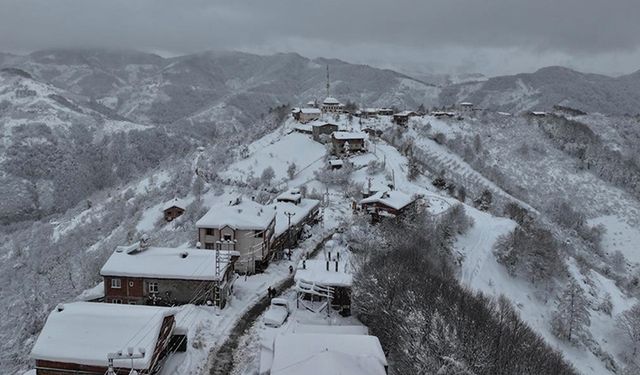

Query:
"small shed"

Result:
[[163, 198, 186, 222], [392, 110, 418, 126], [276, 189, 302, 205]]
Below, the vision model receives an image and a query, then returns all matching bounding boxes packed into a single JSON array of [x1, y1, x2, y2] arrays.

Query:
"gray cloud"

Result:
[[1, 0, 639, 76]]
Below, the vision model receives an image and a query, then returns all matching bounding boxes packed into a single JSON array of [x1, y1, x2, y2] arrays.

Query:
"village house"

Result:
[[276, 188, 303, 205], [432, 111, 456, 118], [100, 244, 239, 307], [295, 257, 353, 313], [30, 302, 178, 375], [392, 110, 418, 126], [359, 190, 417, 221], [459, 102, 474, 112], [162, 198, 186, 222], [321, 97, 342, 113], [270, 198, 321, 254], [196, 199, 276, 274], [310, 121, 339, 142], [361, 108, 379, 118], [268, 333, 388, 375], [331, 131, 367, 156], [292, 123, 313, 135], [306, 100, 317, 108], [378, 108, 394, 116], [292, 107, 321, 123], [530, 111, 547, 117], [362, 127, 383, 138]]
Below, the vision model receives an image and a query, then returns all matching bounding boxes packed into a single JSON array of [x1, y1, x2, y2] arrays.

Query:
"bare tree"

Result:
[[617, 303, 640, 358], [551, 279, 591, 345]]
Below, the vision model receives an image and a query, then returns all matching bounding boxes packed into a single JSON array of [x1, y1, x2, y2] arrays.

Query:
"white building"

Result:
[[196, 199, 276, 274]]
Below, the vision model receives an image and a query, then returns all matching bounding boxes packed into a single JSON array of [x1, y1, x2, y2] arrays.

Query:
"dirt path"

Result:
[[206, 231, 336, 375]]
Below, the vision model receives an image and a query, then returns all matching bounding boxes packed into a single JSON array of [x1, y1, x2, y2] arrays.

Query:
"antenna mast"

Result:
[[326, 65, 330, 98]]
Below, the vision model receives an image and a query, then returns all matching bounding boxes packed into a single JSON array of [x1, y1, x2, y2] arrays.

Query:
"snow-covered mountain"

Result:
[[439, 66, 640, 115]]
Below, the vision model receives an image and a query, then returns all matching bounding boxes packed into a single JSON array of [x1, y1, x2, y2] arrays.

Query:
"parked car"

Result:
[[264, 298, 290, 328]]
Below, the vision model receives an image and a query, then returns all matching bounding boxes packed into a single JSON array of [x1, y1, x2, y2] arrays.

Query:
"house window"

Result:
[[111, 278, 122, 289], [254, 230, 263, 238], [205, 243, 215, 249], [205, 228, 214, 235], [112, 299, 123, 304], [148, 282, 159, 294], [223, 234, 232, 241]]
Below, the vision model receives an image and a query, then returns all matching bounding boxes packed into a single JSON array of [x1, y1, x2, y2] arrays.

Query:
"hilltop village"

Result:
[[27, 84, 468, 374], [25, 67, 588, 375]]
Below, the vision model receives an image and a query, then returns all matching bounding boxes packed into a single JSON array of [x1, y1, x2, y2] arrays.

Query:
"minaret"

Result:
[[326, 65, 330, 98]]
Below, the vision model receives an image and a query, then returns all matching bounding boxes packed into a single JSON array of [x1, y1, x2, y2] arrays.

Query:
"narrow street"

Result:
[[206, 232, 336, 375]]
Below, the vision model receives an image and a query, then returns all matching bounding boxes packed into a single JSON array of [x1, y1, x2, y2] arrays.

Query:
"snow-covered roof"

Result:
[[300, 107, 321, 114], [323, 97, 340, 105], [329, 159, 344, 166], [272, 199, 320, 237], [276, 189, 302, 203], [293, 124, 313, 133], [309, 120, 339, 129], [364, 108, 379, 113], [306, 100, 316, 106], [271, 333, 387, 375], [460, 102, 474, 106], [292, 324, 369, 335], [497, 111, 512, 116], [295, 259, 352, 287], [332, 131, 367, 141], [395, 110, 417, 116], [531, 111, 547, 116], [100, 246, 239, 281], [196, 200, 275, 230], [162, 197, 186, 211], [359, 190, 415, 211], [31, 302, 176, 369]]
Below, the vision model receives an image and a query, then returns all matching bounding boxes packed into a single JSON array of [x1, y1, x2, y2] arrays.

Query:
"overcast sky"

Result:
[[1, 0, 639, 77]]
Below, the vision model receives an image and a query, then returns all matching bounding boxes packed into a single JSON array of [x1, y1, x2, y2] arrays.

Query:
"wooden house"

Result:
[[163, 198, 186, 222], [378, 108, 394, 116], [30, 302, 177, 375], [196, 199, 275, 274], [292, 107, 321, 123], [331, 131, 367, 156], [392, 110, 418, 126], [311, 121, 339, 142], [100, 244, 239, 307], [359, 190, 416, 221]]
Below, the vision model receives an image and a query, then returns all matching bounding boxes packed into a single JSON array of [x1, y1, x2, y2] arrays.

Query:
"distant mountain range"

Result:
[[439, 66, 640, 115]]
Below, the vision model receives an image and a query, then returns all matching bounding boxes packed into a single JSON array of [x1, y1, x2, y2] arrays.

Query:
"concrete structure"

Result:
[[101, 244, 239, 307], [196, 199, 275, 274], [321, 97, 342, 113], [331, 131, 367, 156], [31, 302, 176, 375]]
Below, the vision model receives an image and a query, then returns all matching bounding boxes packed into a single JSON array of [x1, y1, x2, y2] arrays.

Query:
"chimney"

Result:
[[56, 303, 64, 312], [302, 260, 306, 269], [337, 251, 340, 261], [335, 261, 338, 272], [328, 250, 331, 260], [326, 260, 329, 271]]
